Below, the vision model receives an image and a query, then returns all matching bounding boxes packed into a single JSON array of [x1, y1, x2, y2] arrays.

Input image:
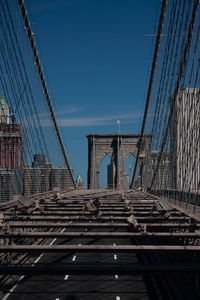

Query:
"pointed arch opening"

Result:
[[99, 153, 113, 189]]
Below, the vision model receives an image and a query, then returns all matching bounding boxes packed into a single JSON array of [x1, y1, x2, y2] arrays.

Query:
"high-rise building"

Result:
[[148, 150, 172, 190], [0, 94, 75, 200], [0, 93, 10, 124], [23, 163, 52, 196], [32, 154, 46, 168], [0, 94, 22, 169], [50, 167, 74, 190], [171, 88, 200, 190], [0, 171, 15, 202], [0, 94, 22, 202]]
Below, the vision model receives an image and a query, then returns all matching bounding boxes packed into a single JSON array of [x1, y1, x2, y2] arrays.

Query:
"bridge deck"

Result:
[[0, 189, 200, 299]]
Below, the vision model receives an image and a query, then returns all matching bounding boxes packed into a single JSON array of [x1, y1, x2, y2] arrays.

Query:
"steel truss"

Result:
[[0, 189, 200, 299]]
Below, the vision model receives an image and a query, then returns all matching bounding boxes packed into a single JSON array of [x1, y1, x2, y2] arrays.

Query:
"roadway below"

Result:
[[0, 189, 200, 299]]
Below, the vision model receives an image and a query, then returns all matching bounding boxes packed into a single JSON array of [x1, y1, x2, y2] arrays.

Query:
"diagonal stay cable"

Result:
[[130, 0, 167, 189], [17, 0, 76, 188], [150, 0, 199, 189]]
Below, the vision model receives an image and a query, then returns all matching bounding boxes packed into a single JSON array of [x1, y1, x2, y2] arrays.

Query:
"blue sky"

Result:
[[27, 0, 160, 185]]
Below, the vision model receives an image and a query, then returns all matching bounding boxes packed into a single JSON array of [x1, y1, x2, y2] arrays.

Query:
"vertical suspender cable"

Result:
[[117, 135, 120, 190], [17, 0, 76, 188], [92, 136, 96, 189], [130, 0, 167, 189], [149, 0, 199, 189]]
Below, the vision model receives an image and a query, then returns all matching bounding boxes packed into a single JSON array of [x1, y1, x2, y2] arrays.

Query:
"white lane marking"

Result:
[[3, 227, 67, 299], [72, 255, 76, 261], [34, 253, 44, 264], [113, 244, 117, 260], [50, 238, 57, 245], [35, 228, 66, 263], [115, 275, 119, 279], [4, 246, 45, 299], [55, 298, 60, 300], [64, 275, 69, 280], [2, 276, 24, 300], [116, 297, 121, 300]]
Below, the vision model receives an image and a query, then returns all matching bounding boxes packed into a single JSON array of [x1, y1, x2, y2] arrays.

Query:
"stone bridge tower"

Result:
[[86, 133, 152, 189]]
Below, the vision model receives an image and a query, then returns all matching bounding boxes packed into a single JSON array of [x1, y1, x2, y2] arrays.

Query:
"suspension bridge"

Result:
[[0, 0, 200, 299]]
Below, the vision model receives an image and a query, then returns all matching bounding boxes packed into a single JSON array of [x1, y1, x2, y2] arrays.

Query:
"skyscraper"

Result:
[[0, 93, 10, 124], [0, 93, 22, 202], [171, 88, 200, 190], [0, 93, 22, 169]]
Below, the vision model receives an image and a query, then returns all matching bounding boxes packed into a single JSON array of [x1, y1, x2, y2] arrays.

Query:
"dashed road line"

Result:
[[72, 255, 77, 261], [3, 227, 67, 300], [2, 276, 25, 300], [50, 238, 57, 245], [34, 253, 44, 264]]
